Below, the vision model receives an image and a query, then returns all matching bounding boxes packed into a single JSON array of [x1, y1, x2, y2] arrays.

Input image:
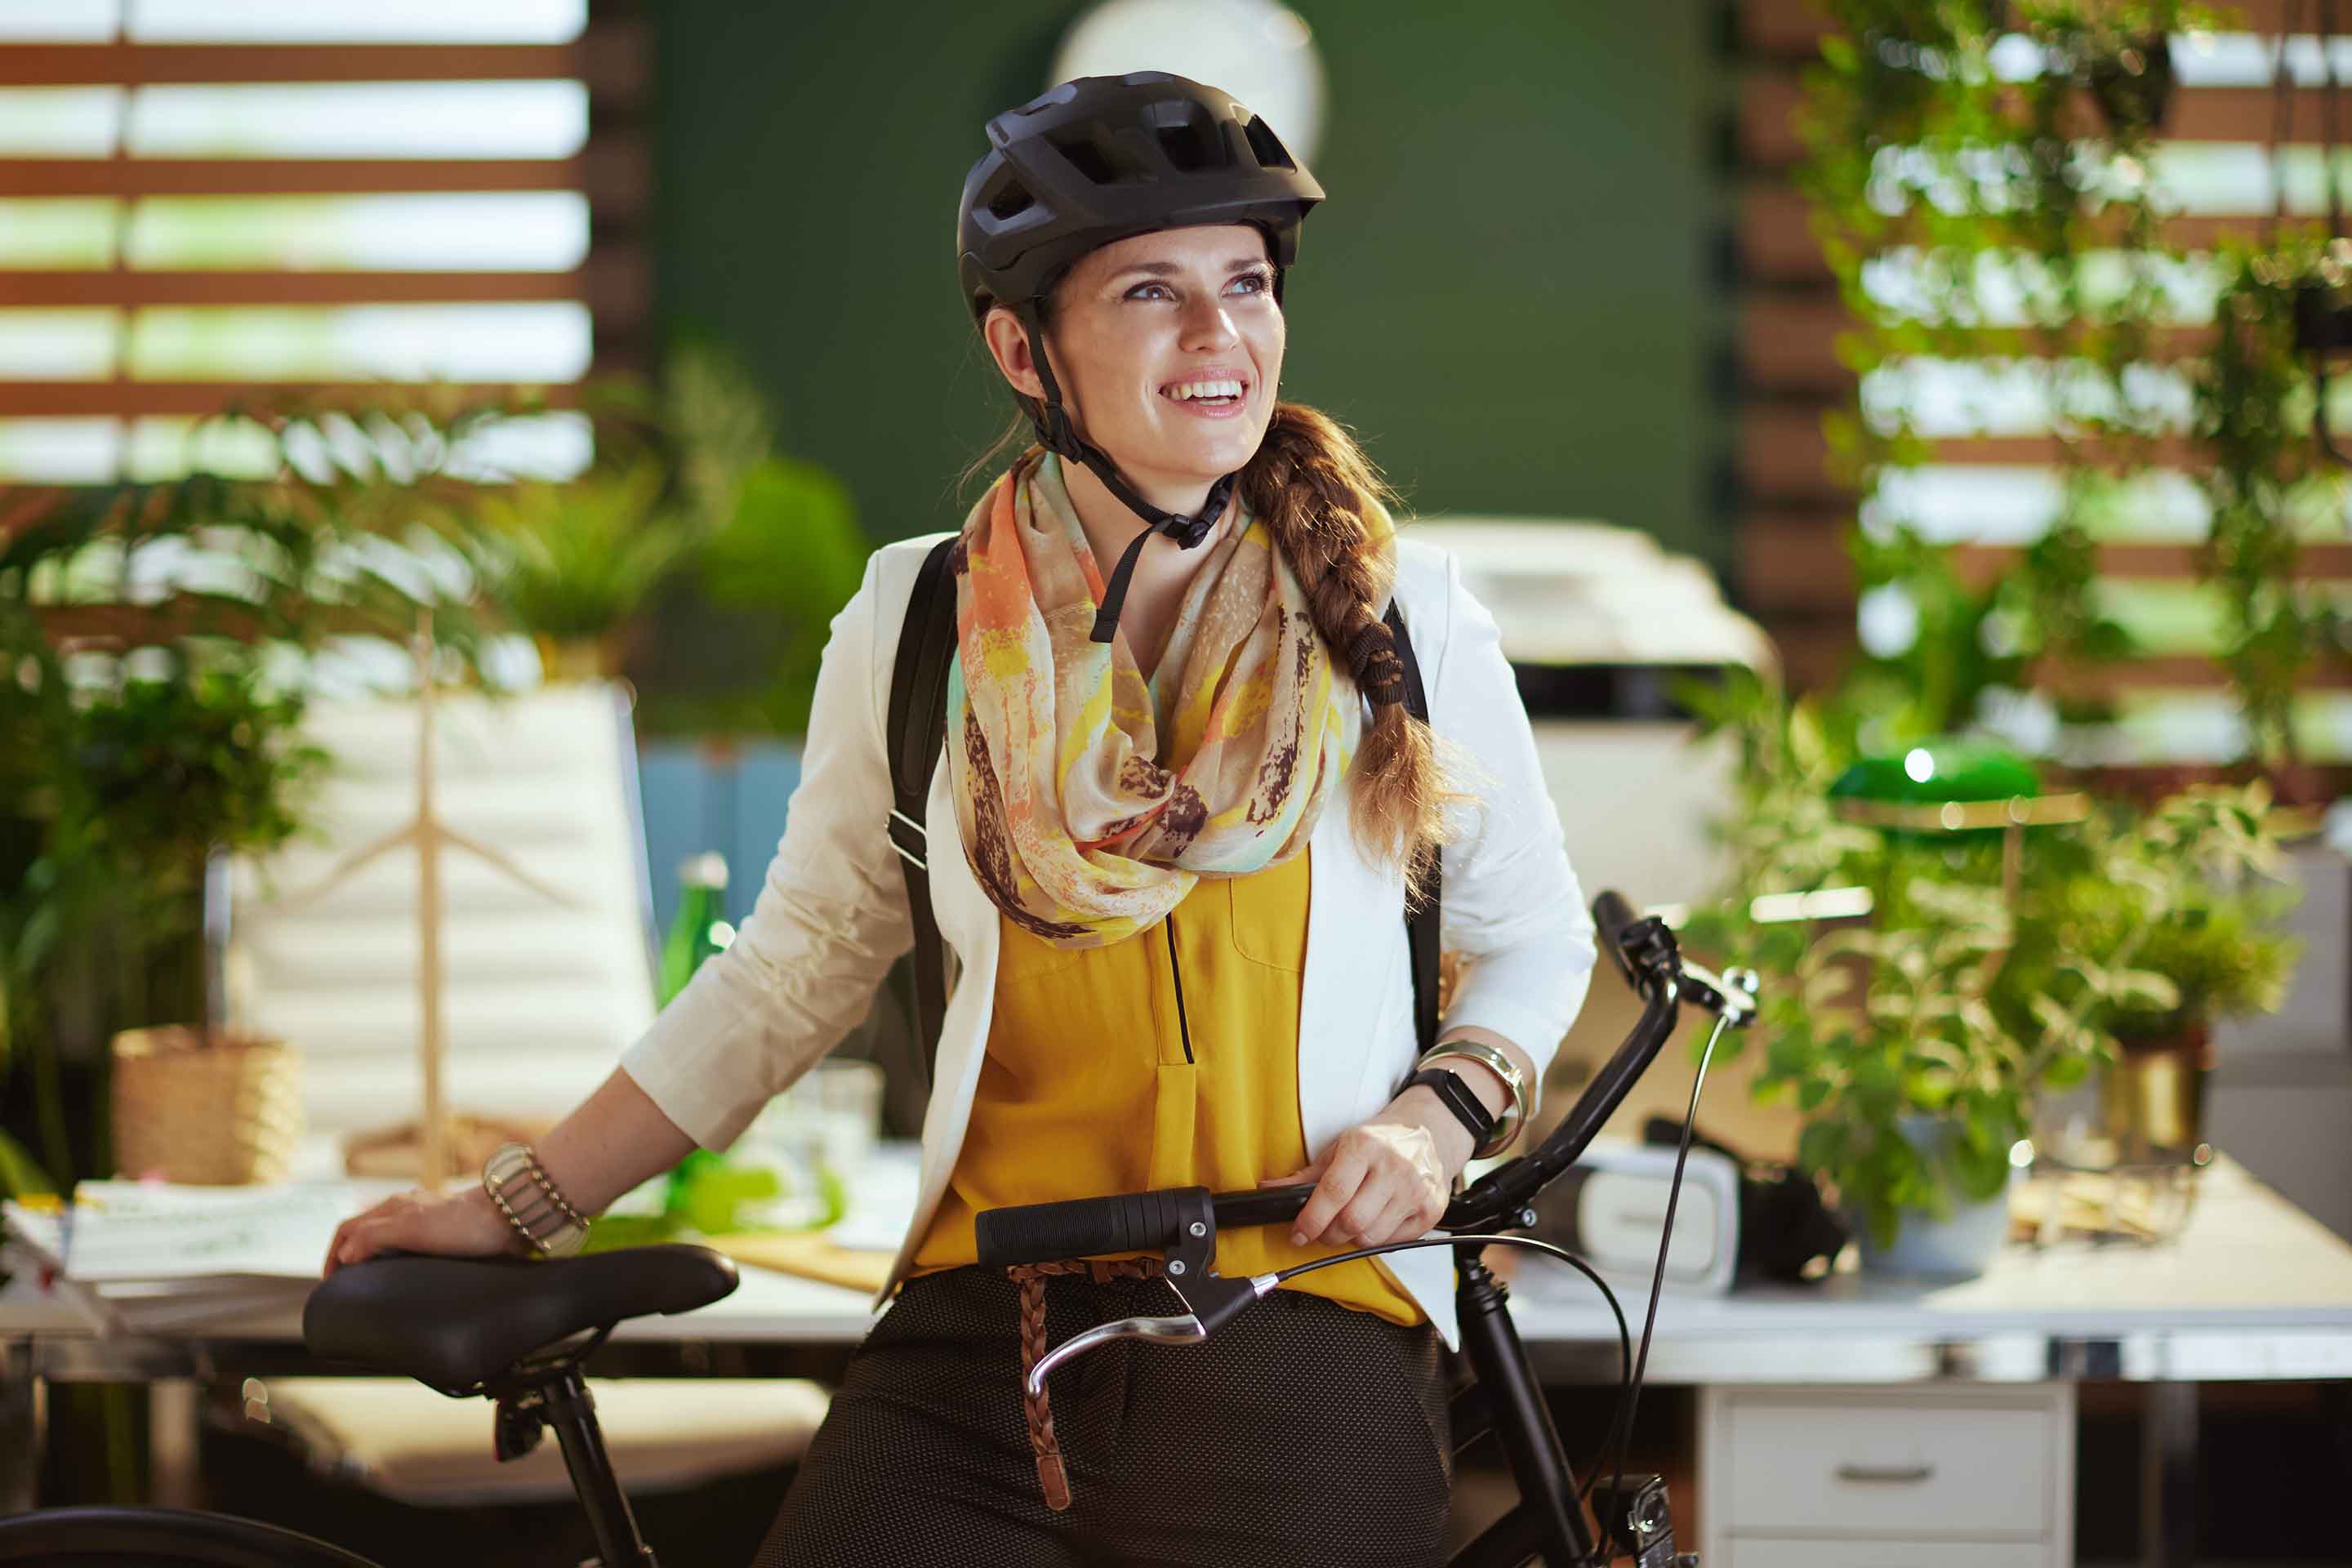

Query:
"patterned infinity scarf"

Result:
[[945, 451, 1368, 949]]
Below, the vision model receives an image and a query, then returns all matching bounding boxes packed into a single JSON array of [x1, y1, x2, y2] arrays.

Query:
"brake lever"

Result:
[[1679, 960, 1760, 1029], [1020, 1192, 1277, 1398], [1027, 1308, 1200, 1394]]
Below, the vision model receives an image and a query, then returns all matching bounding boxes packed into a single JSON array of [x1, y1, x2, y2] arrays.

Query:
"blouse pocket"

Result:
[[1225, 853, 1310, 973]]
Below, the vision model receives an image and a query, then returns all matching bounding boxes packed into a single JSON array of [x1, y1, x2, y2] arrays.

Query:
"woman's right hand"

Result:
[[322, 1185, 525, 1277]]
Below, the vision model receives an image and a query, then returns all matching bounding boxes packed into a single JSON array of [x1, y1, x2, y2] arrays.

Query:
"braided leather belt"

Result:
[[1002, 1256, 1170, 1512]]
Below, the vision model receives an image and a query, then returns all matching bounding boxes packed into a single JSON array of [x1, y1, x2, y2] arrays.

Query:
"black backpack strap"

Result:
[[1385, 599, 1442, 1057], [884, 536, 961, 1089]]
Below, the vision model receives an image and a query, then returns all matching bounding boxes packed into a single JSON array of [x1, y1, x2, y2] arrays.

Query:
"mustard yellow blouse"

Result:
[[908, 844, 1423, 1327]]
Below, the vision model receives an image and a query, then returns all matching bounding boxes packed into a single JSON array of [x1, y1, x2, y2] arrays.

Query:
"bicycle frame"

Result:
[[1447, 1247, 1603, 1566], [1441, 903, 1713, 1565]]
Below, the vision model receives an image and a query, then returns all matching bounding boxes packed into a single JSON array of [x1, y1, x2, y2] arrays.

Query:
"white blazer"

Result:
[[618, 531, 1598, 1349]]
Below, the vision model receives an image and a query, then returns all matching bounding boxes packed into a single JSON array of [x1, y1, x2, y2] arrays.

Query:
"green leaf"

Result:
[[0, 1129, 54, 1198], [2042, 1052, 2091, 1090], [1765, 1028, 1817, 1080], [1797, 1120, 1845, 1177]]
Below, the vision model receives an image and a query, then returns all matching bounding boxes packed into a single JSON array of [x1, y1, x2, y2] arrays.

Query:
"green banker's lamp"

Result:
[[1829, 737, 2090, 904]]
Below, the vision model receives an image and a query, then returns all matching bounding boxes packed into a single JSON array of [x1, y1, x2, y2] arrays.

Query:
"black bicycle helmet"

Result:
[[956, 71, 1325, 645]]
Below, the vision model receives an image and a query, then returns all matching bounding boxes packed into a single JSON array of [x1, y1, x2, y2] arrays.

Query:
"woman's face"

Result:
[[984, 223, 1283, 492]]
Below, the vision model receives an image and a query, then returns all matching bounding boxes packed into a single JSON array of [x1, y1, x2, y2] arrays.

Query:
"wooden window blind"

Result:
[[0, 0, 648, 482], [1734, 0, 2352, 771]]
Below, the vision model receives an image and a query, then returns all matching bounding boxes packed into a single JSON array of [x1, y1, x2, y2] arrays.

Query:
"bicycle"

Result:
[[0, 888, 1751, 1566]]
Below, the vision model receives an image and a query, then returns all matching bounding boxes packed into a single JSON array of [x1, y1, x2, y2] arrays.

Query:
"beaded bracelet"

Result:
[[481, 1141, 591, 1258]]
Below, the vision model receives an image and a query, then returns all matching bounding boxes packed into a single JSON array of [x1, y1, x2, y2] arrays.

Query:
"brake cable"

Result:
[[1275, 1231, 1633, 1486], [1586, 1004, 1734, 1512]]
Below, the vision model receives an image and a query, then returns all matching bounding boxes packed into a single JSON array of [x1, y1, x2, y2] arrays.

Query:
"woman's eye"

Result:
[[1125, 274, 1272, 301]]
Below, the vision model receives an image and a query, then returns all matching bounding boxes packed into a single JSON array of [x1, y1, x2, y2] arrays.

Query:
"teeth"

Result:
[[1163, 378, 1245, 401]]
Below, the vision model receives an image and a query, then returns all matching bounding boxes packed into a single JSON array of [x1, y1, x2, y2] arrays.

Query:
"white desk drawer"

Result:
[[1725, 1539, 2049, 1568], [1717, 1391, 2058, 1537]]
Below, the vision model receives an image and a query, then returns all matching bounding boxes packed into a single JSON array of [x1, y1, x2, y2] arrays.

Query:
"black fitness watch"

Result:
[[1401, 1065, 1497, 1149]]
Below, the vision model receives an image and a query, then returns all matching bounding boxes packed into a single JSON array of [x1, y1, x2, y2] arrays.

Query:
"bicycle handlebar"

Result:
[[1591, 888, 1643, 989], [974, 888, 1755, 1271], [973, 1187, 1218, 1270]]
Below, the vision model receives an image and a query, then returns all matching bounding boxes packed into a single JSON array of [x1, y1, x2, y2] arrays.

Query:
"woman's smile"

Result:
[[1156, 365, 1254, 419]]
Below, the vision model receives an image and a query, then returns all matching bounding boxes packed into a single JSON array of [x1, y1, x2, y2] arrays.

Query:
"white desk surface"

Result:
[[7, 1148, 2351, 1384]]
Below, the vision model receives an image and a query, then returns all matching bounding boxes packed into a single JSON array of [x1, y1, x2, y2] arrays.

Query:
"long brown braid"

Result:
[[1236, 400, 1479, 903]]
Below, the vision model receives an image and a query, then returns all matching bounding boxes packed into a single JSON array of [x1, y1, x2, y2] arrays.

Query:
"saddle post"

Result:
[[487, 1360, 656, 1568]]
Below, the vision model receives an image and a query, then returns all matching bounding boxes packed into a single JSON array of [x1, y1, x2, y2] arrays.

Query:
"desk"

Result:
[[1498, 1155, 2352, 1566], [6, 1152, 2350, 1564]]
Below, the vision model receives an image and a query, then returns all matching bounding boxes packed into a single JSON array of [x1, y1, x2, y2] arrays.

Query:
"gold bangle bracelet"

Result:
[[482, 1141, 591, 1258], [1419, 1039, 1531, 1159]]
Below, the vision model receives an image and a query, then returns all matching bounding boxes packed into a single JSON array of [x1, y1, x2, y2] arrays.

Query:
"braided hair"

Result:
[[1237, 400, 1477, 905]]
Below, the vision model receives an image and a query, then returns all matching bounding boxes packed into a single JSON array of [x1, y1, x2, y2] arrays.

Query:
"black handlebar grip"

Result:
[[974, 1187, 1202, 1269], [1592, 889, 1641, 985]]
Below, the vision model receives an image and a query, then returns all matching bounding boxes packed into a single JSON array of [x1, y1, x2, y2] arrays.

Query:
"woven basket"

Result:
[[112, 1025, 304, 1185]]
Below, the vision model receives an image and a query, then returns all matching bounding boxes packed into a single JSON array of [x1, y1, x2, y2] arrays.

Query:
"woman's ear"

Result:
[[981, 306, 1048, 402]]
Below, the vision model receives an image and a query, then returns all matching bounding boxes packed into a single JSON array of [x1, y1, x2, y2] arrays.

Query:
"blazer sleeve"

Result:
[[1428, 548, 1598, 1083], [618, 546, 916, 1151]]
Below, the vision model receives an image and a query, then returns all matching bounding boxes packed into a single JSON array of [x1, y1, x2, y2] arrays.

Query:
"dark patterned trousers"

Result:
[[752, 1263, 1454, 1567]]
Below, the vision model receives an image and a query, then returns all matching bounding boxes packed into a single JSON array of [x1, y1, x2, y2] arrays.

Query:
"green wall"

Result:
[[652, 1, 1724, 570]]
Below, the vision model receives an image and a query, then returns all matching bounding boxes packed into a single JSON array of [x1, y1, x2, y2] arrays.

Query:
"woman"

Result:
[[323, 73, 1596, 1567]]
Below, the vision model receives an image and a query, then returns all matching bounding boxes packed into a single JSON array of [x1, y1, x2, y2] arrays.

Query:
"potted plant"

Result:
[[460, 453, 698, 683], [1677, 674, 2176, 1274], [0, 393, 528, 1193], [612, 344, 871, 738], [448, 344, 866, 704], [72, 659, 333, 1184], [2057, 781, 2302, 1158]]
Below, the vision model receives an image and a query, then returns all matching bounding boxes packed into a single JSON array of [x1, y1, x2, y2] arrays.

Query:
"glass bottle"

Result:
[[659, 852, 732, 1216], [659, 851, 732, 1004]]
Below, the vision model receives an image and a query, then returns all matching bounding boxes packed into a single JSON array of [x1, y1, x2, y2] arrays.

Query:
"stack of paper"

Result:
[[2, 1178, 407, 1335]]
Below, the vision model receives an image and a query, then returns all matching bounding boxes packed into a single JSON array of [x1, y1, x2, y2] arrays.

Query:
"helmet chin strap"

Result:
[[1015, 301, 1240, 646]]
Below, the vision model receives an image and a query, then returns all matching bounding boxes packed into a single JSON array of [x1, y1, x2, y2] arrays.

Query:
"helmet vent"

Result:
[[1045, 127, 1143, 187], [1242, 115, 1296, 172], [1142, 98, 1229, 174], [1156, 120, 1220, 172], [985, 179, 1035, 220]]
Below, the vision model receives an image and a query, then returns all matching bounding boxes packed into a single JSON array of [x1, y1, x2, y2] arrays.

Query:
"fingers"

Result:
[[1290, 1143, 1369, 1246], [1360, 1190, 1421, 1248], [1336, 1182, 1407, 1249], [1287, 1127, 1450, 1250], [320, 1193, 417, 1276], [1257, 1156, 1323, 1189], [336, 1216, 383, 1269]]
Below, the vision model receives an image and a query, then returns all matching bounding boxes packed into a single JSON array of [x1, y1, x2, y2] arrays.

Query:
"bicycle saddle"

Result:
[[303, 1245, 738, 1391]]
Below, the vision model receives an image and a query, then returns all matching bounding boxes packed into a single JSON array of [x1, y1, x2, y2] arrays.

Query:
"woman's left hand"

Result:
[[1258, 1090, 1476, 1250]]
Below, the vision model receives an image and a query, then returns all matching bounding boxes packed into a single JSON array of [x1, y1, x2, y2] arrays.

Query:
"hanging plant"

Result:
[[2189, 230, 2352, 779], [1792, 2, 2247, 753]]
